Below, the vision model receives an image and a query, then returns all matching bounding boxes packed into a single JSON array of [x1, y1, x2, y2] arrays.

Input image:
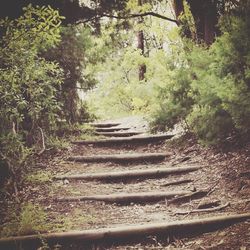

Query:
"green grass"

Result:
[[57, 208, 97, 230], [25, 170, 52, 184], [0, 203, 52, 237], [0, 203, 95, 237], [46, 136, 70, 150]]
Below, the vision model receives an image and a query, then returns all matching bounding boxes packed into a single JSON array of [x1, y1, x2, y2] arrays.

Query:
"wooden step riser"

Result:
[[90, 123, 121, 128], [55, 191, 192, 203], [67, 153, 170, 164], [56, 190, 209, 204], [55, 166, 200, 181], [1, 214, 249, 248], [72, 134, 174, 146], [95, 132, 143, 137], [95, 127, 130, 132], [67, 157, 167, 164]]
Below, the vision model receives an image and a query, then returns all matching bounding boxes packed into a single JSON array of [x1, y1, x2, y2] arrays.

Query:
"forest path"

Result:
[[1, 116, 250, 249]]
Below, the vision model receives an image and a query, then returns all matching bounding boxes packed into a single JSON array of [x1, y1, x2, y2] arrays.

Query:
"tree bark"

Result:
[[172, 0, 184, 21], [173, 0, 218, 45], [137, 0, 146, 81], [203, 0, 218, 45]]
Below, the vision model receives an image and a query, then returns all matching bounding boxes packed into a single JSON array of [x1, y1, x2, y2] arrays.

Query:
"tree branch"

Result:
[[76, 12, 179, 25], [101, 12, 179, 24]]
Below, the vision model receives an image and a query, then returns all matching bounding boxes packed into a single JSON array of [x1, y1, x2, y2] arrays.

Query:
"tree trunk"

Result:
[[137, 0, 146, 81], [173, 0, 218, 45], [188, 0, 218, 45], [204, 0, 218, 45], [172, 0, 184, 21], [187, 0, 205, 42]]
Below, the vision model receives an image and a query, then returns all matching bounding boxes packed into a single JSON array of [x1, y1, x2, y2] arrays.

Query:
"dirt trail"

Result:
[[1, 116, 250, 249]]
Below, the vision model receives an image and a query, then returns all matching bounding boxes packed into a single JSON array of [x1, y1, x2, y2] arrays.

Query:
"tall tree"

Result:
[[172, 0, 220, 45], [137, 0, 146, 81]]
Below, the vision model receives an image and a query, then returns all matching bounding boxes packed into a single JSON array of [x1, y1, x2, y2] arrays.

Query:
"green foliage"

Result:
[[178, 0, 197, 41], [0, 203, 51, 236], [84, 0, 250, 145], [0, 4, 64, 133], [86, 11, 171, 119], [126, 0, 152, 13], [148, 45, 193, 131], [61, 208, 96, 229], [44, 25, 98, 124], [0, 5, 64, 187], [87, 48, 150, 118], [150, 2, 250, 144], [46, 136, 70, 151], [0, 134, 32, 170], [25, 170, 52, 184]]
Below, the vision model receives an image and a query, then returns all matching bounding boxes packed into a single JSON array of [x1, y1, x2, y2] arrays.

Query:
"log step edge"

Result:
[[55, 190, 192, 203], [72, 134, 175, 145], [95, 131, 143, 137], [67, 152, 171, 163], [0, 213, 249, 247], [95, 127, 130, 132], [55, 166, 200, 181], [89, 123, 121, 128]]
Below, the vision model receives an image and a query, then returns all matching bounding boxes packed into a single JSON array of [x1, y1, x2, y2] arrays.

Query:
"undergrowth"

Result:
[[0, 202, 97, 237], [25, 171, 52, 185], [0, 203, 51, 237], [149, 3, 250, 145]]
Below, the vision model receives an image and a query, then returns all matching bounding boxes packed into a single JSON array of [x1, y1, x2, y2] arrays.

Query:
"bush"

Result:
[[0, 5, 63, 187], [44, 25, 98, 124], [150, 2, 250, 144]]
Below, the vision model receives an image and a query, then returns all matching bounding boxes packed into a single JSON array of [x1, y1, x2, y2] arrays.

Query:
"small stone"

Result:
[[63, 179, 69, 185]]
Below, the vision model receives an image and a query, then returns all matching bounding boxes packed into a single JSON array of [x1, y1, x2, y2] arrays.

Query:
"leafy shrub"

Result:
[[44, 25, 98, 124], [0, 5, 63, 187], [150, 2, 250, 144]]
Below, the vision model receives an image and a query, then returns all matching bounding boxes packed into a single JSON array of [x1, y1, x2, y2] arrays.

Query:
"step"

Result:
[[95, 131, 143, 137], [95, 127, 130, 132], [55, 166, 200, 181], [89, 122, 121, 128], [1, 213, 249, 248], [55, 190, 192, 203], [72, 134, 174, 146], [67, 152, 170, 164]]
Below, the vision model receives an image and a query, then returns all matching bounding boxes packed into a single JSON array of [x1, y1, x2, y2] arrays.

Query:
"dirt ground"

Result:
[[0, 116, 249, 249]]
